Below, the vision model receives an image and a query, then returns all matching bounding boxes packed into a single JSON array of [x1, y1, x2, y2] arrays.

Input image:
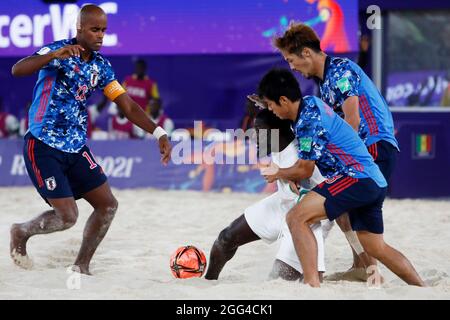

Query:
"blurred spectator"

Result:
[[357, 34, 370, 72], [19, 101, 31, 137], [122, 59, 159, 112], [441, 84, 450, 106], [149, 98, 174, 137], [0, 97, 19, 138], [108, 110, 144, 140], [441, 71, 450, 107]]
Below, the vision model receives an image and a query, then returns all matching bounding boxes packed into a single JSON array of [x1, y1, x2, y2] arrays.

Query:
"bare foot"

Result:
[[10, 224, 33, 269], [325, 267, 368, 282], [72, 264, 92, 276]]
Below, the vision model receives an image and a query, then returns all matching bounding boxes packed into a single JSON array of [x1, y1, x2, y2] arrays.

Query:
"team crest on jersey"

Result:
[[45, 176, 57, 191], [90, 71, 99, 87], [90, 64, 99, 87]]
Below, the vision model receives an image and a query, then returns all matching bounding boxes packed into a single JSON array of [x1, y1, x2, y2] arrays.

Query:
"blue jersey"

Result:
[[295, 96, 387, 188], [319, 56, 399, 150], [28, 38, 116, 153]]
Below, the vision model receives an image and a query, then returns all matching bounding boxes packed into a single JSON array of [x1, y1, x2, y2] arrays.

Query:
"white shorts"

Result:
[[244, 192, 326, 273]]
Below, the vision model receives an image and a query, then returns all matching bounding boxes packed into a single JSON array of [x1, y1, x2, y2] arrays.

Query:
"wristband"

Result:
[[153, 126, 167, 140]]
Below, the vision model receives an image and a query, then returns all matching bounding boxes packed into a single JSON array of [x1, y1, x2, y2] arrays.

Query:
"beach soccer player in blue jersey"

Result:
[[273, 23, 400, 281], [259, 69, 424, 287], [9, 5, 172, 275], [205, 108, 327, 282]]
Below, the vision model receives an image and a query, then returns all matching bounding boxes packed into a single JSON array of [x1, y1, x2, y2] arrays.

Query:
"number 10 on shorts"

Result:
[[82, 151, 98, 170]]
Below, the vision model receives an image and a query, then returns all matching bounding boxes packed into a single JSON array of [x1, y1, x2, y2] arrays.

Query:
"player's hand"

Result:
[[158, 135, 172, 166], [260, 162, 279, 183], [52, 45, 85, 60], [288, 181, 300, 195], [247, 94, 268, 109]]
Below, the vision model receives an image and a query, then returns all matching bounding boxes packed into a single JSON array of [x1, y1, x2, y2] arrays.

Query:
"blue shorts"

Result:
[[367, 140, 398, 181], [312, 175, 387, 234], [23, 133, 107, 204]]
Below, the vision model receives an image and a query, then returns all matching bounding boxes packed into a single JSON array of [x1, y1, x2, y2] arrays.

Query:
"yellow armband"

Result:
[[104, 80, 126, 101]]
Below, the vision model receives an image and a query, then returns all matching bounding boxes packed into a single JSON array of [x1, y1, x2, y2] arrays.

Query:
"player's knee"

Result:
[[361, 241, 385, 259], [216, 227, 236, 250], [105, 196, 118, 220], [286, 211, 295, 230], [286, 206, 307, 229], [107, 196, 119, 213], [56, 205, 79, 228], [97, 196, 118, 220]]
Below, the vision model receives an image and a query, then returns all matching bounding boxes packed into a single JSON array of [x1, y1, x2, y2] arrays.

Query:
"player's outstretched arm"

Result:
[[113, 92, 172, 165], [11, 45, 85, 77], [261, 159, 315, 183]]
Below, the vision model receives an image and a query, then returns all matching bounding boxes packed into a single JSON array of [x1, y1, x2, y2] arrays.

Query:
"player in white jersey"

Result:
[[205, 108, 326, 281]]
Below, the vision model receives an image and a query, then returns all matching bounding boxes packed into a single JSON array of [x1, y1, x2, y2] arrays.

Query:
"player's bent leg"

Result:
[[205, 214, 260, 280], [286, 191, 327, 287], [336, 213, 365, 267], [269, 259, 302, 281], [74, 182, 118, 275], [10, 197, 78, 269], [337, 214, 377, 267], [327, 213, 378, 282], [356, 231, 425, 287]]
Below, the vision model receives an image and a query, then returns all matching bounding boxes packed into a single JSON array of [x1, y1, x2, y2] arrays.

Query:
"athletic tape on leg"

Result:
[[344, 231, 364, 255]]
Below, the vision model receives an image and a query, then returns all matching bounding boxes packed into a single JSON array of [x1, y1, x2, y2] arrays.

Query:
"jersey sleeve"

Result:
[[100, 59, 126, 101], [295, 106, 328, 161], [33, 42, 64, 69], [331, 62, 361, 103], [98, 59, 118, 90]]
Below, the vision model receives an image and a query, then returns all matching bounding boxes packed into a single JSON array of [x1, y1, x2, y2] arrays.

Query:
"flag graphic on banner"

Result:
[[413, 133, 434, 158]]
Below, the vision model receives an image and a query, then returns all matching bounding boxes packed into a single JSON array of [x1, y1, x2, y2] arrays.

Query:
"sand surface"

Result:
[[0, 187, 449, 300]]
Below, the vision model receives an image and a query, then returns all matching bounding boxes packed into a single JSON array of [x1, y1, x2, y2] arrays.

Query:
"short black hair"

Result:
[[255, 109, 295, 142], [257, 68, 301, 104], [150, 97, 162, 106], [135, 59, 147, 68]]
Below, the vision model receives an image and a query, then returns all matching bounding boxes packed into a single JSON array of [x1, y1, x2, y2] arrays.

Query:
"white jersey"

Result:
[[244, 140, 327, 273], [271, 139, 325, 199]]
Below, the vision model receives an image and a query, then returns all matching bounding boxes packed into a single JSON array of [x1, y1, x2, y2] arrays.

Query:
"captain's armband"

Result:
[[104, 80, 126, 101]]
